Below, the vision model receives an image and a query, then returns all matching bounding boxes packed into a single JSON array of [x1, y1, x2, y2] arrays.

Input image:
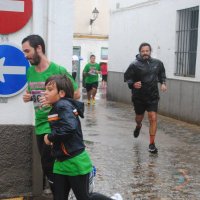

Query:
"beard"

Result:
[[30, 52, 41, 65], [141, 54, 150, 60]]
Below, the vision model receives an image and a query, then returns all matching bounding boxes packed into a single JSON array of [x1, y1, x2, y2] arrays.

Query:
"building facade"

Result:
[[73, 0, 109, 82], [0, 0, 73, 197], [108, 0, 200, 124]]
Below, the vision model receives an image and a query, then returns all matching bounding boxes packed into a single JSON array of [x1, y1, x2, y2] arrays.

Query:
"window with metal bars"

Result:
[[175, 6, 199, 77]]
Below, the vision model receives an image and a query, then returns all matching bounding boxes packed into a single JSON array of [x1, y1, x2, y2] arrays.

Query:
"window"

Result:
[[175, 6, 199, 77], [101, 47, 108, 60]]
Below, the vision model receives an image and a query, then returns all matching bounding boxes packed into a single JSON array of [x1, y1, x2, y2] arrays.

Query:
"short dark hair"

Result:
[[22, 34, 46, 54], [90, 54, 95, 59], [45, 75, 74, 98], [139, 42, 152, 52]]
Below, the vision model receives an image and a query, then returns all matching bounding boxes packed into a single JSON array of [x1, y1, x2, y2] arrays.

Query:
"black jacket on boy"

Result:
[[47, 98, 85, 161]]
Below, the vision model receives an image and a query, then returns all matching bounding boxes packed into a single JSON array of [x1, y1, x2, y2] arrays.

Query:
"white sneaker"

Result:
[[111, 193, 123, 200]]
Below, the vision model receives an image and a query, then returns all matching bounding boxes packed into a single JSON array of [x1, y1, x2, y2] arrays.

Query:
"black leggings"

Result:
[[54, 173, 113, 200], [36, 134, 55, 193]]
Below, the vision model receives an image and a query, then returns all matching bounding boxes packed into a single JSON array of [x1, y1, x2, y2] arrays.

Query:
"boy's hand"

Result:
[[44, 134, 52, 145], [39, 93, 51, 107]]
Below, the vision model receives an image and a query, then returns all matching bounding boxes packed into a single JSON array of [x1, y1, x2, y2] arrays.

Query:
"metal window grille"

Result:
[[175, 6, 199, 77]]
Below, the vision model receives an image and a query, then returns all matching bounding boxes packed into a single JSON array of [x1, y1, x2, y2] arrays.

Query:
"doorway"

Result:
[[73, 46, 81, 84]]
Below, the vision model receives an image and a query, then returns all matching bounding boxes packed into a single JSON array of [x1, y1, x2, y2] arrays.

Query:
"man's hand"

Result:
[[133, 81, 142, 89], [44, 134, 52, 145], [160, 83, 167, 92], [23, 90, 32, 102], [95, 70, 101, 74]]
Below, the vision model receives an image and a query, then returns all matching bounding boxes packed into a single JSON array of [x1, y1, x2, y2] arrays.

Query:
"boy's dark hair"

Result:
[[22, 34, 46, 54], [139, 42, 152, 52], [45, 75, 74, 98]]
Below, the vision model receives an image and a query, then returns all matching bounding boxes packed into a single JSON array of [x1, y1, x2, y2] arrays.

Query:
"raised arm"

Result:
[[124, 63, 136, 89], [47, 105, 78, 143]]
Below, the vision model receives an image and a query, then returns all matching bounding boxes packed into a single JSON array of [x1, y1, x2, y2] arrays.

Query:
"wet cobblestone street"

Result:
[[81, 88, 200, 200]]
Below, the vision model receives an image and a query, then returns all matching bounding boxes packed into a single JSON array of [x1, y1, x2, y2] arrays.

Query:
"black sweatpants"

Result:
[[54, 173, 113, 200], [36, 134, 55, 193]]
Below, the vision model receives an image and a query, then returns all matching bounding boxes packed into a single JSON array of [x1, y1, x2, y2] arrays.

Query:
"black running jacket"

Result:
[[124, 54, 166, 101], [47, 98, 85, 161]]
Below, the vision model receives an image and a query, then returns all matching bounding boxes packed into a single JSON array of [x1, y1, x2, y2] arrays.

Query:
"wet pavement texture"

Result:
[[34, 87, 200, 200], [81, 87, 200, 200]]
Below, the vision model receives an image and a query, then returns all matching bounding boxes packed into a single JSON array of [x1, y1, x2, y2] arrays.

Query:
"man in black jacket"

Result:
[[124, 43, 167, 154]]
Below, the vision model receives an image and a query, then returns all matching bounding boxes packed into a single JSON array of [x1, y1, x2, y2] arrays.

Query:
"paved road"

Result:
[[81, 88, 200, 200], [34, 87, 200, 200]]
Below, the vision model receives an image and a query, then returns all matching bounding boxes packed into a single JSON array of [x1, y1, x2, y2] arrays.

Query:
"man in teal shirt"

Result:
[[22, 35, 80, 195]]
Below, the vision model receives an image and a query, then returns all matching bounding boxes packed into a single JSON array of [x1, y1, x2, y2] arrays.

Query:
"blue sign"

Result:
[[0, 44, 30, 97]]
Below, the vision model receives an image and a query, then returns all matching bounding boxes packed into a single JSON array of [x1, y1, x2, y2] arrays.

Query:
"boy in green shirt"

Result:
[[43, 74, 122, 200], [22, 35, 80, 194]]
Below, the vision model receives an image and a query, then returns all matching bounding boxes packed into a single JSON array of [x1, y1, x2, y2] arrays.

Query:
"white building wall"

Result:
[[74, 0, 109, 35], [108, 0, 200, 124], [0, 0, 73, 125], [109, 0, 200, 81], [73, 0, 109, 81]]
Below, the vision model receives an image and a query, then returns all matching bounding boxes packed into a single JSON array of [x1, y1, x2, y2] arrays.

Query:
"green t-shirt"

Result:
[[27, 62, 78, 135], [53, 150, 93, 176], [83, 63, 100, 84]]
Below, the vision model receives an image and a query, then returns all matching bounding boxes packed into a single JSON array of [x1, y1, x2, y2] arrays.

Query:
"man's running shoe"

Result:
[[92, 98, 95, 105], [149, 143, 158, 154], [133, 124, 142, 138], [87, 99, 91, 105]]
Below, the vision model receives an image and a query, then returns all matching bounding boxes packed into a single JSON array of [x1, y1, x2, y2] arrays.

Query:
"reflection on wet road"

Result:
[[81, 87, 200, 200]]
